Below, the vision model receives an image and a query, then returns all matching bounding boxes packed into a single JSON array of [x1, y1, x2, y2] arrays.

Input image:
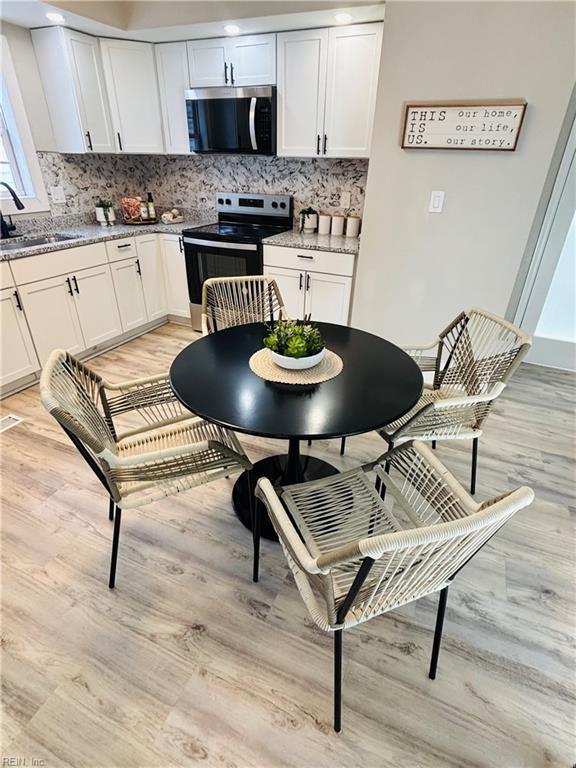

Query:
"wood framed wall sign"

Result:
[[401, 100, 527, 151]]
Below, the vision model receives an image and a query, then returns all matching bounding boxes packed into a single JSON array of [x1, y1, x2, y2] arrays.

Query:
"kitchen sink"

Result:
[[0, 233, 80, 251]]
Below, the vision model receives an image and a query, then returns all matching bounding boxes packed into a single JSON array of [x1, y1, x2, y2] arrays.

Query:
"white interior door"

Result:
[[73, 265, 122, 348], [67, 29, 115, 153], [323, 23, 383, 158], [263, 266, 306, 319], [0, 287, 40, 386], [228, 34, 276, 85], [305, 271, 352, 325], [187, 39, 227, 87], [276, 29, 328, 157], [137, 235, 168, 321], [19, 276, 85, 365], [162, 236, 190, 318], [110, 258, 148, 332], [100, 38, 164, 153], [155, 42, 190, 154]]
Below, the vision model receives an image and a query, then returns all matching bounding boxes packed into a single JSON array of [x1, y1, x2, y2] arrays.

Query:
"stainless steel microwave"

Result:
[[184, 85, 276, 155]]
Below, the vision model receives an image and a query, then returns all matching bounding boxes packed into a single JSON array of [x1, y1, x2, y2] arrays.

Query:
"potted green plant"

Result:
[[299, 206, 318, 233], [95, 197, 115, 226], [263, 318, 325, 370]]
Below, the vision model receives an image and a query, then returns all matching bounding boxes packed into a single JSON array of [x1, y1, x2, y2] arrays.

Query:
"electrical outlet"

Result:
[[50, 185, 66, 204], [340, 190, 351, 209]]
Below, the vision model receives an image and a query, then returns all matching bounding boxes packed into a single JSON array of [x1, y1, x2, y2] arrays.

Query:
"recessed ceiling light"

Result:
[[224, 24, 240, 36], [45, 12, 65, 23], [335, 12, 353, 24]]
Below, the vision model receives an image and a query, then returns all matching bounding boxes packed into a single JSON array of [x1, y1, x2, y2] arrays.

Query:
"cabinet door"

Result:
[[66, 29, 115, 153], [19, 276, 85, 366], [0, 288, 40, 387], [110, 258, 148, 332], [264, 266, 306, 320], [100, 39, 164, 153], [187, 39, 227, 87], [228, 34, 276, 86], [155, 42, 190, 154], [323, 23, 383, 158], [162, 236, 190, 318], [277, 29, 328, 157], [137, 235, 168, 321], [305, 272, 352, 325], [73, 265, 122, 348]]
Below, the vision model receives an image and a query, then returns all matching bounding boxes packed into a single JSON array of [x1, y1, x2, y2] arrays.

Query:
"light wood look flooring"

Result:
[[1, 322, 574, 767]]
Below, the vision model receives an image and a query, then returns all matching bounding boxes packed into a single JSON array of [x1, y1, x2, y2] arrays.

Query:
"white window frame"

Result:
[[0, 35, 49, 215]]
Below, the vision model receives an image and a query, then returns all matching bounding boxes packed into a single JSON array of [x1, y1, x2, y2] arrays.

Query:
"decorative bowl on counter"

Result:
[[263, 319, 326, 370], [270, 347, 326, 370]]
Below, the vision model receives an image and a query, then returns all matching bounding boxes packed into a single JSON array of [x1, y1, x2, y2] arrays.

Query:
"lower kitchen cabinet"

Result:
[[306, 271, 352, 325], [111, 257, 148, 332], [137, 235, 168, 321], [72, 264, 122, 347], [265, 265, 306, 319], [0, 287, 40, 387], [162, 235, 189, 319]]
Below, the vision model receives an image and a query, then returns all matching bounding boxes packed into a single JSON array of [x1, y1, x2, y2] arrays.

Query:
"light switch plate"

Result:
[[50, 185, 66, 204], [340, 190, 351, 209], [429, 190, 445, 213]]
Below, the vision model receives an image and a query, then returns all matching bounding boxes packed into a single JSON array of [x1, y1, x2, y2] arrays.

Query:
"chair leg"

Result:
[[429, 586, 449, 680], [108, 506, 122, 589], [334, 629, 343, 732], [470, 437, 479, 495], [307, 439, 312, 447], [248, 471, 261, 583], [431, 440, 437, 450], [108, 497, 115, 521], [384, 440, 394, 475], [340, 437, 346, 456]]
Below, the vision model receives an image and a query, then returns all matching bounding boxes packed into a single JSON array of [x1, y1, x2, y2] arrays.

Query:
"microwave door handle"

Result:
[[249, 97, 258, 151]]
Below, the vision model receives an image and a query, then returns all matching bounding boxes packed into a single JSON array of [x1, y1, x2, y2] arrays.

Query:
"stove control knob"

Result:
[[217, 197, 224, 205], [279, 201, 287, 209], [271, 201, 278, 209], [225, 198, 232, 205]]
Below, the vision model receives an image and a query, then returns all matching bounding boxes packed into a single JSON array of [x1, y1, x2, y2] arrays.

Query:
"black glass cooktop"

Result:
[[182, 221, 290, 244]]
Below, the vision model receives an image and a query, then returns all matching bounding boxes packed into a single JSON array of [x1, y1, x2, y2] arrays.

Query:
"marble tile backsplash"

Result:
[[16, 152, 368, 231]]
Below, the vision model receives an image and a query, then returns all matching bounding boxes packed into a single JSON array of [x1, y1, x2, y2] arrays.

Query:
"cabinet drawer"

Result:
[[11, 243, 108, 285], [106, 237, 138, 263], [0, 262, 14, 290], [263, 245, 354, 277]]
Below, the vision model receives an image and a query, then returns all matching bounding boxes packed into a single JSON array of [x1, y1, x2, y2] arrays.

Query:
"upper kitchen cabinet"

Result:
[[32, 27, 115, 153], [277, 23, 383, 159], [100, 39, 164, 153], [187, 34, 276, 88], [155, 42, 190, 154]]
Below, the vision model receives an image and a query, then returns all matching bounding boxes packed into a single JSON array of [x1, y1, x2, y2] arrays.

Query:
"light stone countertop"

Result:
[[263, 229, 360, 256], [0, 216, 213, 261]]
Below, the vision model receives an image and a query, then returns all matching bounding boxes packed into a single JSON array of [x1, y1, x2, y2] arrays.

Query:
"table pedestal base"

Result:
[[232, 442, 339, 541]]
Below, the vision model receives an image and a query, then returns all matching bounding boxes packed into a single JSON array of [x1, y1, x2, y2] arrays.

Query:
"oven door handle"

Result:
[[182, 237, 258, 251], [249, 97, 258, 151]]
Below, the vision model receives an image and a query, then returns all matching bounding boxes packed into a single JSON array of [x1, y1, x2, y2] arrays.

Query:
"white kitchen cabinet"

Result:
[[305, 271, 352, 324], [265, 266, 306, 319], [155, 42, 190, 154], [187, 34, 276, 88], [0, 287, 40, 387], [323, 24, 383, 158], [73, 265, 122, 347], [19, 275, 85, 366], [111, 258, 148, 332], [32, 27, 115, 153], [276, 29, 328, 158], [277, 23, 383, 158], [161, 235, 190, 319], [137, 235, 168, 321], [100, 39, 164, 153]]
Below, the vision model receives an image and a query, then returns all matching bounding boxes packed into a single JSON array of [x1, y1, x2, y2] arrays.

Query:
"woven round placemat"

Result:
[[249, 348, 343, 385]]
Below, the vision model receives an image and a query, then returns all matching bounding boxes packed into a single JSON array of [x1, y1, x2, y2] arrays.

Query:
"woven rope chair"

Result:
[[340, 308, 531, 493], [40, 349, 253, 588], [201, 275, 287, 335], [255, 441, 533, 731]]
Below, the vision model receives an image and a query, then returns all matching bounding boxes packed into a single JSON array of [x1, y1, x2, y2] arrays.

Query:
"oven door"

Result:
[[183, 236, 263, 328], [185, 86, 275, 155]]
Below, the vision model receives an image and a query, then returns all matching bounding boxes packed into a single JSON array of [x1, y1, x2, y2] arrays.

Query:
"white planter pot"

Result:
[[301, 213, 318, 233], [96, 207, 116, 226], [270, 347, 325, 370]]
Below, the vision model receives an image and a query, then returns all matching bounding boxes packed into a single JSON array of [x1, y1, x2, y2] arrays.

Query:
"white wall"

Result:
[[1, 22, 56, 151], [352, 1, 576, 344], [536, 211, 575, 343]]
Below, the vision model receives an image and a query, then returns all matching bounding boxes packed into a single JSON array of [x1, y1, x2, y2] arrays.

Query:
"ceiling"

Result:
[[0, 1, 385, 42]]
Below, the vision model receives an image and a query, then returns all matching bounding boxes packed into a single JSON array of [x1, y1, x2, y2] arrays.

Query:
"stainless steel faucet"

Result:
[[0, 182, 25, 238]]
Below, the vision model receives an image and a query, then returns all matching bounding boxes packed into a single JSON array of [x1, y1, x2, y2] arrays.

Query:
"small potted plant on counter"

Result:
[[263, 318, 325, 370], [95, 198, 116, 226], [299, 206, 318, 233]]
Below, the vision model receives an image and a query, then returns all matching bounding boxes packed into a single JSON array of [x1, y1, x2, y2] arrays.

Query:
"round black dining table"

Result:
[[170, 322, 423, 540]]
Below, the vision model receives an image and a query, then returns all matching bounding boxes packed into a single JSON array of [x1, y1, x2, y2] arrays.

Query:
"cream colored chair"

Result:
[[40, 350, 253, 588], [255, 441, 533, 731], [340, 308, 531, 493], [201, 275, 287, 335]]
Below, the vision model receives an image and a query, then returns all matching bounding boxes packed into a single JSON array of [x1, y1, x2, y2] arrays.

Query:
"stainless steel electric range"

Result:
[[182, 192, 293, 331]]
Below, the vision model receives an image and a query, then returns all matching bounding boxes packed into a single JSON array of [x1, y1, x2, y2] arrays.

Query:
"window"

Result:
[[0, 35, 48, 214]]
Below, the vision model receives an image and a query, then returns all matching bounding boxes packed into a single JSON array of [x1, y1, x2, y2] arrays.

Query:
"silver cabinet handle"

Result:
[[249, 97, 257, 151]]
